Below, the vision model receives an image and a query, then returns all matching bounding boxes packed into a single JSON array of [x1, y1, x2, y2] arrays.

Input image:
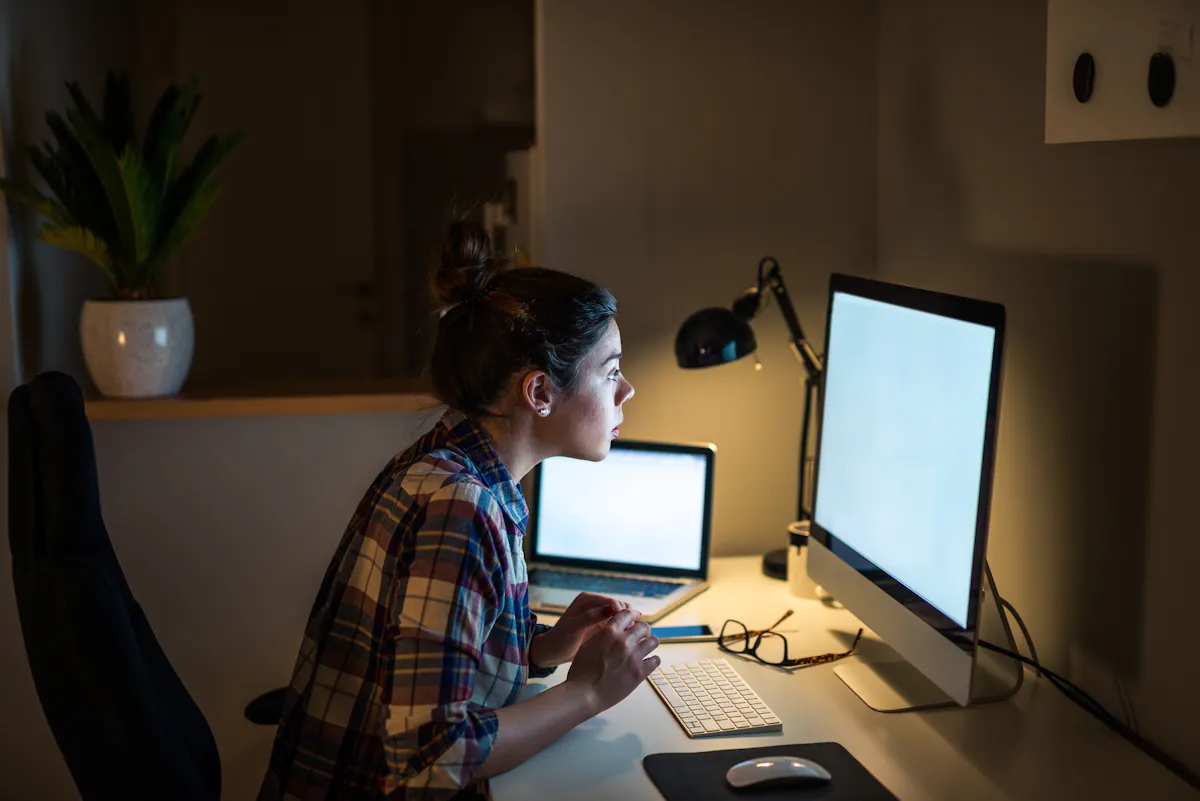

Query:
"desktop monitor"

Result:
[[807, 273, 1010, 711]]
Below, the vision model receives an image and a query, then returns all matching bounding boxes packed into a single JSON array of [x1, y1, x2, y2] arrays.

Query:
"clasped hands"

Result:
[[529, 592, 637, 668]]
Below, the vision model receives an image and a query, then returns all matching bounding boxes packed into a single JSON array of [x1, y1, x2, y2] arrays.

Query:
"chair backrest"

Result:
[[8, 371, 221, 801]]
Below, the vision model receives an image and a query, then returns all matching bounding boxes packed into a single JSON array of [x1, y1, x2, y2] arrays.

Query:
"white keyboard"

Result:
[[648, 658, 783, 738]]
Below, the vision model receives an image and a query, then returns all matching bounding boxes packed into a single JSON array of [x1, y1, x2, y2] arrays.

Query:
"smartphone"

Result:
[[649, 624, 716, 643]]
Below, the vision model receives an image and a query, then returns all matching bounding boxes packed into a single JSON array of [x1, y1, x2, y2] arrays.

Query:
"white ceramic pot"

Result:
[[80, 298, 195, 398]]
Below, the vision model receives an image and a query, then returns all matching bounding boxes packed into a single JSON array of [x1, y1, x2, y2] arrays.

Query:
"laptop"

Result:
[[525, 439, 715, 623]]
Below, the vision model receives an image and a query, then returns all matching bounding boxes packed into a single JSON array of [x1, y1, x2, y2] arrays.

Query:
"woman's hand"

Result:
[[529, 592, 630, 668], [565, 608, 660, 713], [479, 608, 656, 780]]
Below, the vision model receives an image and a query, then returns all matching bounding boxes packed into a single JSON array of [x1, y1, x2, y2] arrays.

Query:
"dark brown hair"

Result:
[[429, 220, 617, 418]]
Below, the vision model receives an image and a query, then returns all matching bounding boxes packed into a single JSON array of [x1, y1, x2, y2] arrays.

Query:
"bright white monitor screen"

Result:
[[534, 448, 709, 572], [814, 292, 996, 628]]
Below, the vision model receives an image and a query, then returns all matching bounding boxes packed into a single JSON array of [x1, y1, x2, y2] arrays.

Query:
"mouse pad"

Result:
[[643, 742, 899, 801]]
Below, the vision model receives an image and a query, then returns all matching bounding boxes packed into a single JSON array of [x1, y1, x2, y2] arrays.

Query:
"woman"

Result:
[[258, 221, 659, 800]]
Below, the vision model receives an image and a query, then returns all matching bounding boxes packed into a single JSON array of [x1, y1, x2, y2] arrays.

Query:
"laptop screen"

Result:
[[530, 441, 714, 576]]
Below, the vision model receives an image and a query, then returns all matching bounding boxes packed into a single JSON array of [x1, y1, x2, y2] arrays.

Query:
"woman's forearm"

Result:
[[528, 631, 563, 667], [474, 681, 599, 780]]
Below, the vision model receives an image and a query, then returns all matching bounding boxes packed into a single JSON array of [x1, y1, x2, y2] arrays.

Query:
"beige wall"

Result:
[[538, 0, 879, 558], [878, 0, 1199, 775]]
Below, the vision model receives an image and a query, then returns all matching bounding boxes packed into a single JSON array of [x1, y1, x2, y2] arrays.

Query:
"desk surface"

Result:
[[493, 557, 1196, 801]]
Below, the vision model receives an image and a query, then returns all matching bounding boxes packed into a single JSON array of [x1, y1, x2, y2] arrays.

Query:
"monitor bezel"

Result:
[[527, 439, 715, 580], [809, 272, 1006, 650]]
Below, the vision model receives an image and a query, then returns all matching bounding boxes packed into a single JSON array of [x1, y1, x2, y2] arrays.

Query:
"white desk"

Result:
[[493, 557, 1196, 801]]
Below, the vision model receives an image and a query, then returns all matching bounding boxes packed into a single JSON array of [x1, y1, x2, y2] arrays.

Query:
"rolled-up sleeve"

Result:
[[379, 480, 507, 798]]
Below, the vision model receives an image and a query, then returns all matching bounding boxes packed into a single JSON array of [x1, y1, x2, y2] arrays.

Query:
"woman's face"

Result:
[[548, 319, 635, 461]]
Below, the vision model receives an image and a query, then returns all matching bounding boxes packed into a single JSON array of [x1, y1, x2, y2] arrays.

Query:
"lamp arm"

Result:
[[758, 257, 823, 379]]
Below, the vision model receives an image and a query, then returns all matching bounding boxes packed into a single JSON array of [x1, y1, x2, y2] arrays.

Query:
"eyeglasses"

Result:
[[718, 609, 863, 670]]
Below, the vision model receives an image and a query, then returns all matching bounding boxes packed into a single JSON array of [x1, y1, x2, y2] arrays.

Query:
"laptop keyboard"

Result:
[[529, 568, 681, 599]]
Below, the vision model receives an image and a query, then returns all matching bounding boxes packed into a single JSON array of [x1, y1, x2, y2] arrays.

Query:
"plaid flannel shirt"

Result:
[[258, 410, 555, 801]]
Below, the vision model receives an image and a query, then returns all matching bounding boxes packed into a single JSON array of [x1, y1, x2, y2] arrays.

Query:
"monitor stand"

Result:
[[832, 562, 1024, 713]]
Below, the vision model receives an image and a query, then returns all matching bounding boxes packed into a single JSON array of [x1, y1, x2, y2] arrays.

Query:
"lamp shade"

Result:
[[675, 307, 757, 368]]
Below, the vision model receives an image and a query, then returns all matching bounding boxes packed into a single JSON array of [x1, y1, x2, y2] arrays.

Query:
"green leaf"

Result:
[[37, 223, 114, 285], [28, 142, 70, 204], [153, 177, 222, 270], [0, 179, 74, 226], [117, 145, 159, 265], [177, 76, 202, 137], [64, 81, 101, 130], [16, 73, 234, 296], [155, 131, 242, 257], [66, 107, 137, 266], [143, 82, 182, 179], [166, 78, 202, 187], [143, 77, 201, 194], [44, 111, 119, 246]]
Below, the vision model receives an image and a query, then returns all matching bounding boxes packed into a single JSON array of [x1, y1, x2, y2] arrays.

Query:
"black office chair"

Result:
[[8, 371, 221, 801]]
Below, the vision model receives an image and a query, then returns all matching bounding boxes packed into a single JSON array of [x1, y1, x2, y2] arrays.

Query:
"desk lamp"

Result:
[[675, 256, 822, 580]]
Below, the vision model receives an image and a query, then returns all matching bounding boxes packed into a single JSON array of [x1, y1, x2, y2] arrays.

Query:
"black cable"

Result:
[[995, 596, 1117, 723], [979, 640, 1200, 792], [980, 640, 1116, 729], [997, 596, 1136, 730], [999, 597, 1041, 678], [1042, 664, 1110, 722]]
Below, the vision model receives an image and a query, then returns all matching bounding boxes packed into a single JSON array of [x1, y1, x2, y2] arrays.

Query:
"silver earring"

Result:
[[539, 407, 550, 416]]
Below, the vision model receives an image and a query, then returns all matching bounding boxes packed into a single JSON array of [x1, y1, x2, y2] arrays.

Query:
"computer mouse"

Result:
[[725, 755, 832, 791]]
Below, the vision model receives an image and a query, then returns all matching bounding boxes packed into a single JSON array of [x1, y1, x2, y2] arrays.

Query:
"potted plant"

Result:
[[0, 72, 241, 398]]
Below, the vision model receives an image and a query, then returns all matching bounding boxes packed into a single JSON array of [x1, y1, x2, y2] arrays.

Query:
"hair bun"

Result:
[[432, 220, 509, 307]]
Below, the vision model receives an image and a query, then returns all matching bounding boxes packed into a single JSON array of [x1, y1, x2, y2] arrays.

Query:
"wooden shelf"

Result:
[[84, 379, 441, 421]]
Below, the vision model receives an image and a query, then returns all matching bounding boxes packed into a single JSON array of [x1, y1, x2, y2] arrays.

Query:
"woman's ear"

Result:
[[521, 371, 553, 415]]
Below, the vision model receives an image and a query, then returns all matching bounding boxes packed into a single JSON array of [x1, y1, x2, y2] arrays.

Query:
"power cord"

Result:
[[998, 597, 1040, 677], [978, 641, 1200, 792]]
